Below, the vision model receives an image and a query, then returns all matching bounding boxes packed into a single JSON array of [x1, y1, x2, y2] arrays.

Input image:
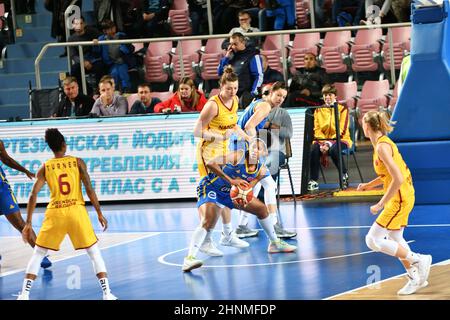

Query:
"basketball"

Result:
[[230, 185, 253, 207]]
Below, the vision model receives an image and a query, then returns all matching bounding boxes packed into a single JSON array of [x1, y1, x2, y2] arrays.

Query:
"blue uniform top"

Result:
[[0, 164, 20, 215], [237, 99, 269, 131]]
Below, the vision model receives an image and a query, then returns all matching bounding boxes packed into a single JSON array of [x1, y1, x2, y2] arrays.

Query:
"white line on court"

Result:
[[323, 255, 449, 300], [157, 241, 416, 268], [0, 232, 160, 278]]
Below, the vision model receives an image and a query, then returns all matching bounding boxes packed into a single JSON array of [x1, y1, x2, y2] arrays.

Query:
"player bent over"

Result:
[[183, 139, 296, 272]]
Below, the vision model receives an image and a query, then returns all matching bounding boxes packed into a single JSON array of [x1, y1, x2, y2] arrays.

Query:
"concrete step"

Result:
[[16, 13, 52, 28], [6, 42, 62, 59], [0, 57, 67, 74], [15, 26, 54, 43], [0, 71, 62, 89], [0, 104, 29, 120], [0, 88, 32, 105]]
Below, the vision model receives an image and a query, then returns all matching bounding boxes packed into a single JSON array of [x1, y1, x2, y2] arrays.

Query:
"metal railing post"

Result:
[[388, 28, 396, 85], [78, 45, 87, 95]]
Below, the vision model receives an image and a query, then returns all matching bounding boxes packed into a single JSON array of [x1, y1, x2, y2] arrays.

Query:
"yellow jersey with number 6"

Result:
[[44, 156, 85, 209]]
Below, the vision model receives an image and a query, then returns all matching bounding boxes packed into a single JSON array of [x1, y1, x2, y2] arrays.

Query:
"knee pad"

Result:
[[86, 244, 107, 274], [26, 246, 48, 276], [365, 234, 381, 252], [261, 176, 277, 206]]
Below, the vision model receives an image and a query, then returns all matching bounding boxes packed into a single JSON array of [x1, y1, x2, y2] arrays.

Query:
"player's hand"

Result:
[[98, 214, 108, 231], [357, 183, 369, 191], [370, 202, 384, 215], [22, 223, 33, 245], [25, 170, 35, 180], [231, 178, 250, 190]]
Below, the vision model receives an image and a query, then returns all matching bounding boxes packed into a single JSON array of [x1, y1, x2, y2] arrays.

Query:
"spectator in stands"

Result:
[[308, 84, 352, 191], [15, 0, 35, 14], [141, 0, 171, 40], [188, 0, 209, 35], [95, 19, 134, 93], [90, 75, 128, 116], [44, 0, 82, 57], [122, 0, 146, 39], [218, 32, 264, 108], [52, 77, 94, 118], [265, 0, 296, 30], [361, 0, 410, 24], [261, 54, 284, 84], [129, 83, 162, 114], [293, 52, 329, 106], [213, 0, 259, 34], [154, 77, 207, 113], [222, 10, 261, 50], [68, 16, 106, 95], [332, 0, 365, 26]]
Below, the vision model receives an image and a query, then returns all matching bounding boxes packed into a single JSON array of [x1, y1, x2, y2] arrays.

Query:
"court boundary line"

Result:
[[0, 232, 160, 279], [323, 258, 450, 300]]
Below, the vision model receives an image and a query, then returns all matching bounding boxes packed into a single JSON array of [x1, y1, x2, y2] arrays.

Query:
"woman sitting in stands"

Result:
[[154, 77, 207, 113]]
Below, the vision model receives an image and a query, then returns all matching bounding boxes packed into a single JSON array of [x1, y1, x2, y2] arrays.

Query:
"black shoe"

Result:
[[342, 173, 349, 189]]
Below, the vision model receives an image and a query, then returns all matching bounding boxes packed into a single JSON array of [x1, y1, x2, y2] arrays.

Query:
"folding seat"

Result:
[[319, 31, 352, 74], [168, 0, 192, 36], [382, 27, 411, 71], [260, 34, 290, 73], [387, 80, 399, 115], [199, 38, 226, 82], [127, 93, 139, 113], [355, 79, 390, 125], [349, 28, 383, 72], [334, 81, 357, 109], [144, 41, 173, 84], [151, 91, 174, 102], [288, 32, 320, 75], [171, 39, 202, 82], [295, 0, 310, 29]]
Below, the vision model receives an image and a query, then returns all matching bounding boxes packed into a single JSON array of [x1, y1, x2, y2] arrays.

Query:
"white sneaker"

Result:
[[16, 293, 30, 300], [200, 239, 223, 256], [415, 254, 432, 285], [182, 256, 203, 272], [219, 232, 249, 248], [103, 292, 118, 300], [397, 276, 428, 295]]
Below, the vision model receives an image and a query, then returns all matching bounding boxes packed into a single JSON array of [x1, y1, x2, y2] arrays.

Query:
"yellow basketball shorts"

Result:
[[36, 205, 98, 251], [196, 140, 228, 178], [376, 194, 415, 230]]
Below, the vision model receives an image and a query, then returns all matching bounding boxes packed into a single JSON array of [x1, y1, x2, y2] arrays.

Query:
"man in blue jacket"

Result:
[[218, 32, 264, 108]]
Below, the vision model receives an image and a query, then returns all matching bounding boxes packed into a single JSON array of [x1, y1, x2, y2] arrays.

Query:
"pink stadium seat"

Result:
[[288, 32, 320, 75], [388, 80, 399, 113], [0, 3, 5, 30], [199, 38, 226, 81], [319, 31, 352, 74], [171, 39, 201, 82], [334, 81, 357, 109], [126, 94, 139, 113], [350, 28, 383, 72], [356, 80, 390, 124], [172, 0, 188, 10], [260, 34, 290, 73], [151, 91, 174, 102], [168, 9, 192, 36], [144, 41, 173, 83], [382, 26, 411, 71], [132, 42, 144, 53], [295, 0, 310, 29]]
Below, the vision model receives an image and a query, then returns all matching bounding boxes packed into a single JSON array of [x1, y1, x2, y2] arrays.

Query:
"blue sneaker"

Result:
[[40, 256, 52, 269]]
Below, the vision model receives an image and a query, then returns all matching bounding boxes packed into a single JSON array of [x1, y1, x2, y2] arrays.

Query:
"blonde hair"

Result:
[[178, 77, 200, 109], [363, 111, 395, 134], [220, 65, 238, 86]]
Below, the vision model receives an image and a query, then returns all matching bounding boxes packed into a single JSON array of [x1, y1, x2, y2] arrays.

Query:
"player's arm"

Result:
[[232, 124, 252, 142], [357, 176, 383, 191], [77, 158, 108, 231], [0, 140, 35, 179], [370, 143, 404, 215], [244, 102, 271, 138], [22, 165, 46, 244], [250, 165, 268, 188], [206, 152, 250, 189], [193, 101, 232, 142]]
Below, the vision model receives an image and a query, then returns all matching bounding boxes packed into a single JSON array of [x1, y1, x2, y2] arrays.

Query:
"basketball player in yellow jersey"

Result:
[[193, 65, 251, 254], [358, 111, 432, 295], [17, 128, 117, 300]]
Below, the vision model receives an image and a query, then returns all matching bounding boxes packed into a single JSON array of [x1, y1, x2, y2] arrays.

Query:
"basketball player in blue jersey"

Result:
[[183, 139, 297, 272], [229, 82, 296, 240], [0, 139, 51, 269]]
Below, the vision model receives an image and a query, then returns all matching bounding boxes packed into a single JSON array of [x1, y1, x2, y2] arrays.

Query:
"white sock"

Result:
[[21, 278, 34, 296], [222, 223, 233, 236], [99, 277, 111, 295], [258, 216, 278, 242], [187, 227, 208, 258], [238, 211, 249, 226], [270, 212, 278, 225], [406, 251, 420, 264]]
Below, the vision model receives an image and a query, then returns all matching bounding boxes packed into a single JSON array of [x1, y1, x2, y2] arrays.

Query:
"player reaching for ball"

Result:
[[182, 139, 297, 272]]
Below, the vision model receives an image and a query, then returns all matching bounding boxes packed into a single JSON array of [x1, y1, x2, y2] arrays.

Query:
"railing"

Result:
[[35, 22, 411, 94]]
